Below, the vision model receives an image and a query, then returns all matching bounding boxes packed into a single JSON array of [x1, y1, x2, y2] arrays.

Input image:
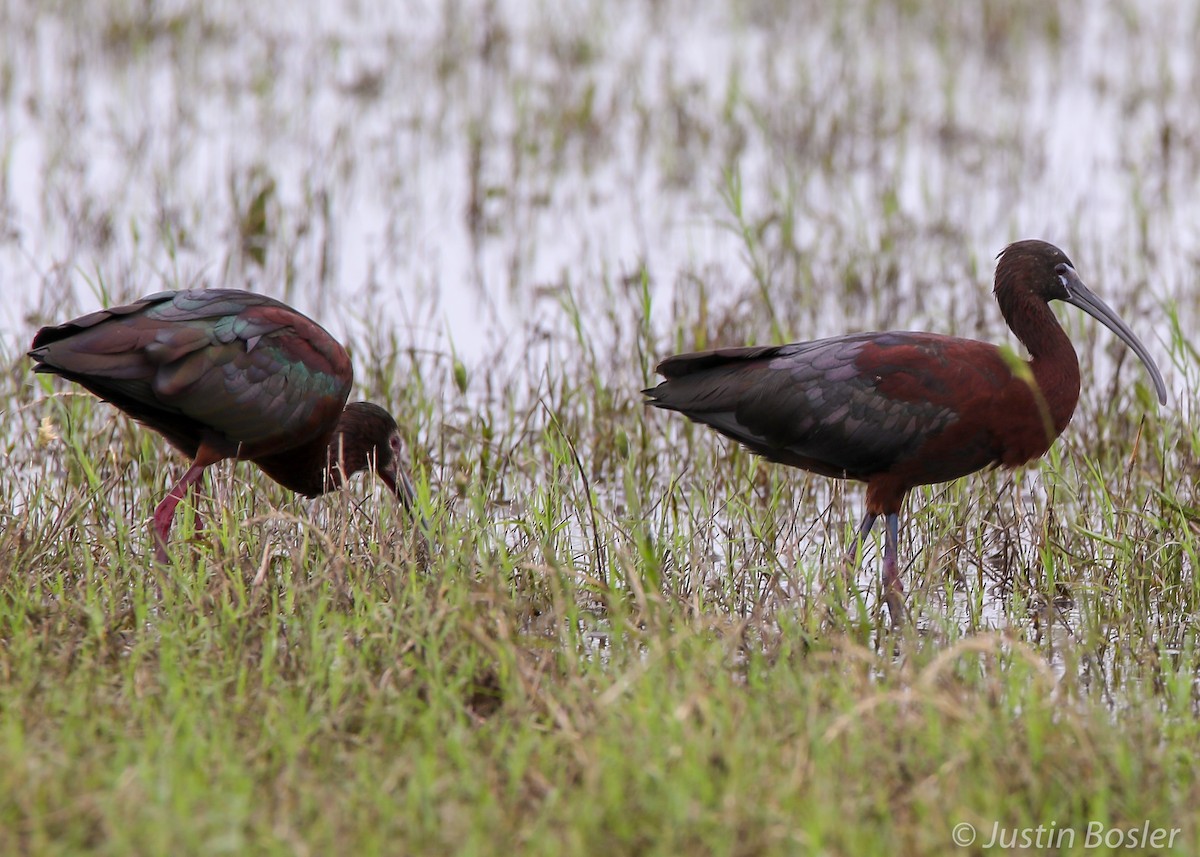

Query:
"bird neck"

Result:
[[252, 406, 389, 499], [1001, 294, 1082, 436], [252, 432, 347, 498]]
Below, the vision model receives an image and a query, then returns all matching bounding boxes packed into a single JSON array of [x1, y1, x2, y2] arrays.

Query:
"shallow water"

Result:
[[4, 1, 1197, 371]]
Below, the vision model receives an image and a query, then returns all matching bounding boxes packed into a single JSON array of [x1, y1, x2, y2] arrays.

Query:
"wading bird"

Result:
[[644, 240, 1167, 620], [30, 289, 415, 561]]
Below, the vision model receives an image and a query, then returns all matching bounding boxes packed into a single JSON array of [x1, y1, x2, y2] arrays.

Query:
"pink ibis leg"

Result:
[[152, 460, 210, 563]]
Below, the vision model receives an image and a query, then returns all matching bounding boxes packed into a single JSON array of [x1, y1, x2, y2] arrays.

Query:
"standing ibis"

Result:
[[644, 240, 1168, 620], [29, 289, 416, 561]]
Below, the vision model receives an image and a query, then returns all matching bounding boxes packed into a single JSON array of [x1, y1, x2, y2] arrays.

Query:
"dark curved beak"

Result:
[[1058, 265, 1168, 405], [380, 459, 434, 542], [379, 464, 416, 509]]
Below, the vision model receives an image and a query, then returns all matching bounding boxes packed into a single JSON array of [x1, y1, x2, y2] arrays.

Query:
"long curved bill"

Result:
[[380, 461, 432, 541], [1058, 265, 1168, 405], [380, 464, 416, 509]]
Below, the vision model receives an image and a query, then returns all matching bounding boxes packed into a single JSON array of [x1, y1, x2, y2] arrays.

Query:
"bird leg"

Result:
[[152, 461, 208, 563], [881, 512, 905, 624], [845, 511, 879, 568], [842, 511, 878, 589], [843, 510, 906, 624]]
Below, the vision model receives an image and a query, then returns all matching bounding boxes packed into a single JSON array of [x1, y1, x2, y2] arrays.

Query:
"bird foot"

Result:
[[882, 581, 906, 627]]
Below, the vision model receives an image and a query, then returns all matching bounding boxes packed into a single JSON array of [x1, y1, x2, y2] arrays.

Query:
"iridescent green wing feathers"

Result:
[[29, 289, 353, 456]]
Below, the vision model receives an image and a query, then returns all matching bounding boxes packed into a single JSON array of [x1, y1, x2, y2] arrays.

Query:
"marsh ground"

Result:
[[2, 0, 1200, 853]]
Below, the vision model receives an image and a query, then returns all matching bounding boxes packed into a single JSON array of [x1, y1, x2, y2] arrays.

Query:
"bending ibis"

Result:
[[29, 289, 416, 561], [644, 240, 1167, 620]]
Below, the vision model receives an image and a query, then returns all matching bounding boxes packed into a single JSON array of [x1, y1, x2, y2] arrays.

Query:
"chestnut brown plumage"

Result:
[[645, 240, 1167, 620], [29, 289, 415, 561]]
